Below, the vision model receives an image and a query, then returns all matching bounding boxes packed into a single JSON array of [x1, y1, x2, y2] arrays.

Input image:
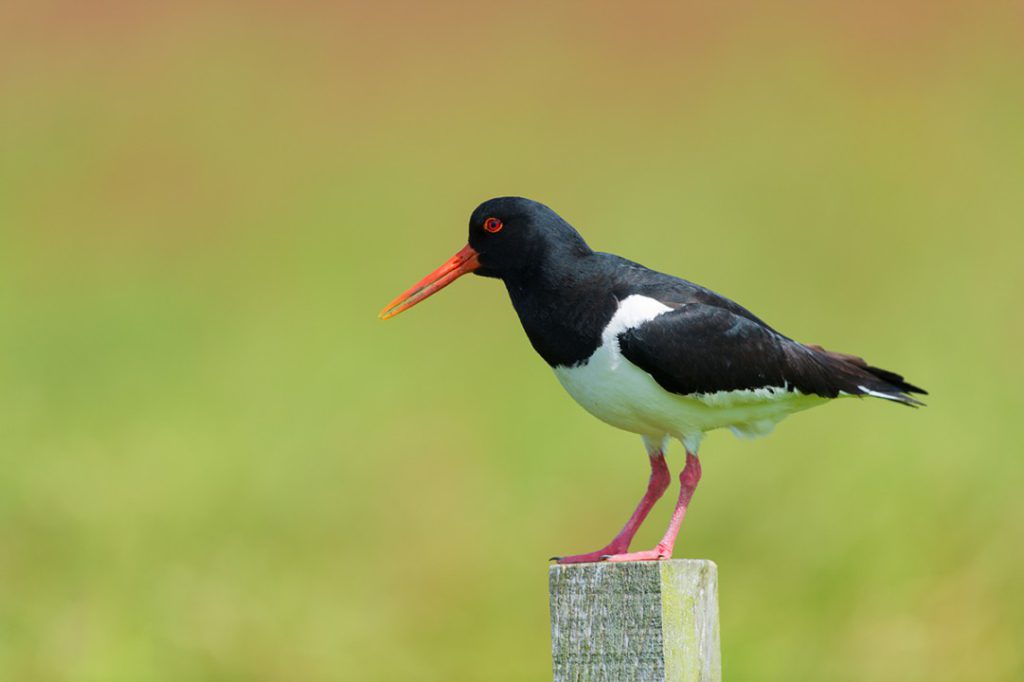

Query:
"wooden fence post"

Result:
[[549, 560, 721, 682]]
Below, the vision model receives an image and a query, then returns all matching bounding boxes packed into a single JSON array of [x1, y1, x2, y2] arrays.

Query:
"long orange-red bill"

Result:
[[378, 244, 481, 320]]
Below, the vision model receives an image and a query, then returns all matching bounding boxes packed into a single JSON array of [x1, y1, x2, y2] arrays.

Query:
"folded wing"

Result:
[[617, 304, 926, 405]]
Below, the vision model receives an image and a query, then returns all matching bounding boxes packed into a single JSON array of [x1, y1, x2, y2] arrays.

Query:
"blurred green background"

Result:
[[2, 2, 1023, 680]]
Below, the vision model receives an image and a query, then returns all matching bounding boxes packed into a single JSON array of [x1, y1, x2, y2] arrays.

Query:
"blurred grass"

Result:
[[1, 2, 1023, 680]]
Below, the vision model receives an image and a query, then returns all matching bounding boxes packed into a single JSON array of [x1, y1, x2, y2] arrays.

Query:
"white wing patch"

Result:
[[599, 294, 673, 368]]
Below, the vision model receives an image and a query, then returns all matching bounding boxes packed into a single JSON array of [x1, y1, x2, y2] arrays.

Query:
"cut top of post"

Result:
[[549, 560, 721, 682]]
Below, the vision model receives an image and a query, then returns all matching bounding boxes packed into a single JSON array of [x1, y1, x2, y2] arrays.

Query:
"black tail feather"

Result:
[[862, 364, 928, 396], [804, 344, 927, 407]]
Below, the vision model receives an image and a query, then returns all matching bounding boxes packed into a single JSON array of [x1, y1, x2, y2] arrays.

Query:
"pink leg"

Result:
[[555, 451, 671, 564], [604, 451, 702, 562]]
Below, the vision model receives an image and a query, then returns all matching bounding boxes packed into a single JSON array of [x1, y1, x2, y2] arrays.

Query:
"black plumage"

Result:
[[618, 303, 925, 405]]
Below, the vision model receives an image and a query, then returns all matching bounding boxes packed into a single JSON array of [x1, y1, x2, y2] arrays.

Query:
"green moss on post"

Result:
[[549, 560, 721, 682]]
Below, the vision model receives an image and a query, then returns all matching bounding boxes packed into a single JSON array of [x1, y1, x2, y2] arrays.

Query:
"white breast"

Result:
[[552, 295, 825, 450]]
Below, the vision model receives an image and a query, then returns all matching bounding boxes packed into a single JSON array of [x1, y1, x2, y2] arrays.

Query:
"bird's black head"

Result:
[[379, 196, 591, 319], [467, 197, 589, 280]]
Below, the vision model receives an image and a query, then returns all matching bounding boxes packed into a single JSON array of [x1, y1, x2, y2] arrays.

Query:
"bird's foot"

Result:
[[552, 544, 630, 564], [600, 544, 672, 562]]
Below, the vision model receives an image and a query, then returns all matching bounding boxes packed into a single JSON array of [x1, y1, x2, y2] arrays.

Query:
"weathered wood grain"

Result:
[[549, 560, 720, 682]]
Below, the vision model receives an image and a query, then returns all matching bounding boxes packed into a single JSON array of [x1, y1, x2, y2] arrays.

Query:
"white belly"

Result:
[[552, 295, 827, 448]]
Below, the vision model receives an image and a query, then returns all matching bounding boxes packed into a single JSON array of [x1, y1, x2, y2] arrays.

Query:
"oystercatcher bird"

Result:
[[379, 197, 925, 563]]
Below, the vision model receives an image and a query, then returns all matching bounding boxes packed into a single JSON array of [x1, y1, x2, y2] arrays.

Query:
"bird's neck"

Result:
[[502, 252, 618, 368]]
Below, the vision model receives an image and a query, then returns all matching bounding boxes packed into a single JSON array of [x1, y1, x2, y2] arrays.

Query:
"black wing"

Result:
[[618, 303, 926, 405], [602, 253, 777, 329]]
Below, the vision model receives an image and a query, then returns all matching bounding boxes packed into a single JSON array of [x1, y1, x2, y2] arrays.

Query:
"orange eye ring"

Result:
[[483, 217, 503, 233]]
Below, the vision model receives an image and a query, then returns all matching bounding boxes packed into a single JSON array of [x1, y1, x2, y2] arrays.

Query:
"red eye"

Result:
[[483, 217, 503, 233]]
